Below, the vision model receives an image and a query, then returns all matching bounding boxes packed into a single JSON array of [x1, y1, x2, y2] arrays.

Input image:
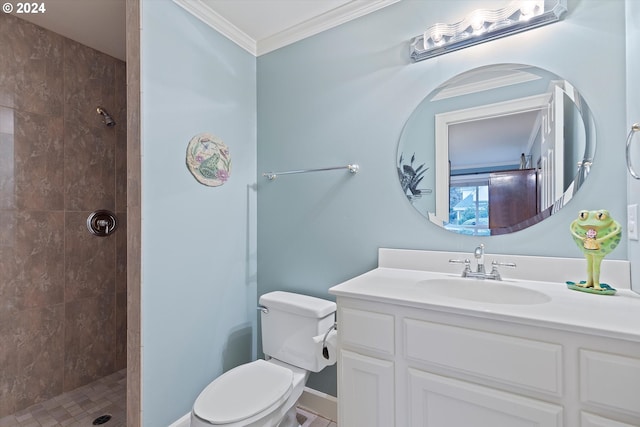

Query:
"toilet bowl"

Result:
[[190, 359, 308, 427], [190, 292, 337, 427]]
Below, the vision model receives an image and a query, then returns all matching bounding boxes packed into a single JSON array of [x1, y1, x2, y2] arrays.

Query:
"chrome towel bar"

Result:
[[627, 123, 640, 180], [262, 164, 359, 181]]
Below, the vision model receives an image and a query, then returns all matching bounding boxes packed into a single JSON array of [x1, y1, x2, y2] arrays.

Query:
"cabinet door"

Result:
[[408, 369, 563, 427], [339, 349, 394, 427], [579, 350, 640, 419]]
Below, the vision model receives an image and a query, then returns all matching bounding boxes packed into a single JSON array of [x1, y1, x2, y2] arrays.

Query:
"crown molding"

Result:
[[173, 0, 257, 55], [173, 0, 400, 57], [257, 0, 401, 55]]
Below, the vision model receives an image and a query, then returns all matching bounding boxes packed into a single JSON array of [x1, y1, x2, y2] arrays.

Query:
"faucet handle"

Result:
[[489, 260, 516, 280], [491, 260, 516, 269], [449, 259, 472, 277]]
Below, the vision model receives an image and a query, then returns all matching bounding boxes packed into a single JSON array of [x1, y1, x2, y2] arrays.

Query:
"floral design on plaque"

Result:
[[186, 133, 231, 186]]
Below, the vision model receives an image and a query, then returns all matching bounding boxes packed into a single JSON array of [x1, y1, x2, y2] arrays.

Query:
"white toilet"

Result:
[[190, 291, 337, 427]]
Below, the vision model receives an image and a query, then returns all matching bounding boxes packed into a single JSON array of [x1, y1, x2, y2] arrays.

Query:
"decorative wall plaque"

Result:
[[186, 133, 231, 187]]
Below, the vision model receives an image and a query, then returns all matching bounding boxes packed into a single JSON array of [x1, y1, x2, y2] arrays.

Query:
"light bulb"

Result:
[[520, 0, 540, 17], [470, 13, 485, 32]]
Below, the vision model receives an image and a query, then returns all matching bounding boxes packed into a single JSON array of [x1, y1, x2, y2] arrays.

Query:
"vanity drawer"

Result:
[[403, 318, 562, 395], [339, 307, 394, 356], [580, 349, 640, 418]]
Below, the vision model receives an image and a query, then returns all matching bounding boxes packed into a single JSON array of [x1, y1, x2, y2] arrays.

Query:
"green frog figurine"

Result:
[[568, 209, 621, 295]]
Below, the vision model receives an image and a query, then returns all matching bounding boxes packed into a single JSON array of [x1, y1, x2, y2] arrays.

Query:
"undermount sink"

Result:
[[417, 277, 552, 305]]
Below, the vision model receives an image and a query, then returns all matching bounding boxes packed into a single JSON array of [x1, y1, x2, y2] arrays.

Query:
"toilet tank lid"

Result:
[[259, 291, 336, 318]]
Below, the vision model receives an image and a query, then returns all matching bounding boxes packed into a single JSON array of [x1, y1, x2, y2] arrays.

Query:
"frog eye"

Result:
[[596, 210, 609, 220], [578, 211, 589, 220]]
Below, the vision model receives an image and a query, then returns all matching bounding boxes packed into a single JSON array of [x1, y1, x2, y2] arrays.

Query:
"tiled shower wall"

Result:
[[0, 14, 127, 417]]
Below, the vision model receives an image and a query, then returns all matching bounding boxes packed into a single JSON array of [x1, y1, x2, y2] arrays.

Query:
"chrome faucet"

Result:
[[474, 244, 485, 274], [449, 244, 516, 280]]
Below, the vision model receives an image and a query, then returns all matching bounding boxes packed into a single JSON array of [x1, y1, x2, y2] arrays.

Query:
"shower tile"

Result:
[[13, 211, 65, 310], [0, 214, 16, 256], [0, 136, 14, 209], [63, 121, 115, 211], [63, 38, 118, 212], [13, 110, 64, 211], [0, 208, 16, 255], [15, 305, 65, 411], [0, 15, 18, 109], [64, 294, 116, 391], [0, 108, 15, 210], [115, 129, 127, 213], [11, 16, 64, 116], [64, 212, 115, 302], [0, 247, 18, 315], [0, 311, 20, 416], [0, 369, 125, 425], [63, 39, 116, 130]]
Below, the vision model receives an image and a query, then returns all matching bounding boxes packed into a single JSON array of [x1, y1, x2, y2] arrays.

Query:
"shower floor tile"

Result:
[[0, 369, 337, 427], [0, 369, 126, 427]]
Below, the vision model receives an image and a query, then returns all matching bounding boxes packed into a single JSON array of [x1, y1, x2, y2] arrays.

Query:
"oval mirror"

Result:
[[397, 64, 595, 236]]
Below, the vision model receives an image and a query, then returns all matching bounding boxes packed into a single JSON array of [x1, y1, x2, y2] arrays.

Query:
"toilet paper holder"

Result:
[[321, 323, 338, 360]]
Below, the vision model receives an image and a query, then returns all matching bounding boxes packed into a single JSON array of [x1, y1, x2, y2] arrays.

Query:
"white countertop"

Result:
[[329, 266, 640, 343]]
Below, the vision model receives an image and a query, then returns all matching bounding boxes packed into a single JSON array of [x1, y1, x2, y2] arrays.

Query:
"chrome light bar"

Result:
[[410, 0, 567, 62]]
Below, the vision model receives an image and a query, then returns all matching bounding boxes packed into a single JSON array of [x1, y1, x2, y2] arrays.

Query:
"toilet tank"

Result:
[[259, 291, 336, 373]]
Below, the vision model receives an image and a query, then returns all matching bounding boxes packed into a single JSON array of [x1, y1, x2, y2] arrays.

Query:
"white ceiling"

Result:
[[15, 0, 399, 60]]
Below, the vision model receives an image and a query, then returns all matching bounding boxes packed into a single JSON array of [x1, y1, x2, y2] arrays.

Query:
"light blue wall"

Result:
[[257, 0, 627, 396], [627, 1, 640, 293], [140, 1, 256, 425]]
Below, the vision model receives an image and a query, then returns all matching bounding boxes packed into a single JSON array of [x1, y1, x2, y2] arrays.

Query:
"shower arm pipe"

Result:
[[262, 163, 359, 181], [627, 123, 640, 180]]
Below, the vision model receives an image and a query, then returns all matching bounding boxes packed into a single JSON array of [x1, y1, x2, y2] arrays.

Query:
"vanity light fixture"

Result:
[[410, 0, 568, 62]]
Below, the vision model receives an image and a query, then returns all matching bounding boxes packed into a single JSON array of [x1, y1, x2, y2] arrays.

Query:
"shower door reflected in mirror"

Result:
[[397, 64, 595, 236]]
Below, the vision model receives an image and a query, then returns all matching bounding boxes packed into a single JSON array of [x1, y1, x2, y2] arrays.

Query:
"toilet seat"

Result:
[[193, 359, 293, 425]]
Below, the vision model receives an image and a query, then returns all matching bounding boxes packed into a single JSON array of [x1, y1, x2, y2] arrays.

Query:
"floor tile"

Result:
[[0, 370, 126, 427], [1, 369, 337, 426]]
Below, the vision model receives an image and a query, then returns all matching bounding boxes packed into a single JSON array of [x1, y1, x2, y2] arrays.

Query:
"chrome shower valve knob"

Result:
[[87, 210, 118, 236]]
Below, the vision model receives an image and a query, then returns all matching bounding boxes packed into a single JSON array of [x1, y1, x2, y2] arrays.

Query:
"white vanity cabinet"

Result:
[[335, 297, 640, 427], [337, 306, 395, 426]]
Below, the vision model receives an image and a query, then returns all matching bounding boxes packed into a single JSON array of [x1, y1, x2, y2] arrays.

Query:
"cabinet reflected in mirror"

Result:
[[397, 64, 595, 235]]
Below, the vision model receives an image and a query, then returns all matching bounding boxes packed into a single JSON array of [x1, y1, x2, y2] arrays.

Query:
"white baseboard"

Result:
[[297, 387, 337, 422], [168, 412, 190, 427], [168, 387, 337, 426]]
